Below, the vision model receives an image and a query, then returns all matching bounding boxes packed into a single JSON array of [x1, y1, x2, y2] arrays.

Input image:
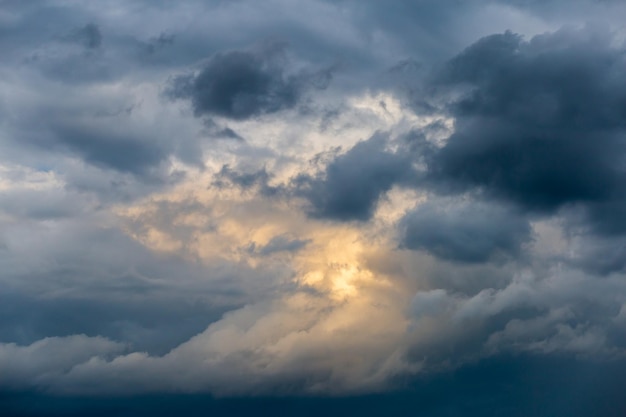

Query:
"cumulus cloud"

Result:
[[426, 27, 626, 223], [167, 44, 325, 120], [294, 133, 417, 221]]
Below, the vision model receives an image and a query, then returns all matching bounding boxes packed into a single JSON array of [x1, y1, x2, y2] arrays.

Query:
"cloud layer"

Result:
[[2, 1, 626, 414]]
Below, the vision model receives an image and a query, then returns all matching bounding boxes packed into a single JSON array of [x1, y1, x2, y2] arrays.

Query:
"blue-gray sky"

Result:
[[2, 0, 626, 415]]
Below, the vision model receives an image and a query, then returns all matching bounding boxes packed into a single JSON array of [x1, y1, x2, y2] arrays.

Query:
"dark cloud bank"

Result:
[[430, 28, 626, 218], [3, 355, 626, 417], [293, 25, 626, 269]]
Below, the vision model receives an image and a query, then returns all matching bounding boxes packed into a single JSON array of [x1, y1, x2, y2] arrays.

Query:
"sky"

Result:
[[2, 0, 626, 415]]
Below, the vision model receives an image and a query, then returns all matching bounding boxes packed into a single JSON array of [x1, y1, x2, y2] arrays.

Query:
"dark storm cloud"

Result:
[[425, 27, 626, 230], [400, 201, 531, 263], [168, 45, 306, 120], [297, 24, 626, 284], [294, 134, 417, 221]]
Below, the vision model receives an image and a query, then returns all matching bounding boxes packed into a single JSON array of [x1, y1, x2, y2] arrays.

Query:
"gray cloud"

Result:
[[565, 234, 626, 276], [0, 207, 286, 357], [168, 45, 306, 120], [63, 23, 102, 49], [48, 123, 168, 176], [214, 165, 282, 197], [255, 235, 310, 256], [400, 201, 531, 263], [216, 127, 245, 141], [2, 0, 626, 410], [425, 27, 626, 230], [215, 165, 272, 190], [294, 133, 418, 221], [0, 335, 124, 391]]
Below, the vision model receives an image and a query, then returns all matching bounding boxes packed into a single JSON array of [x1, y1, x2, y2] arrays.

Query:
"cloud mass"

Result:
[[2, 1, 626, 415]]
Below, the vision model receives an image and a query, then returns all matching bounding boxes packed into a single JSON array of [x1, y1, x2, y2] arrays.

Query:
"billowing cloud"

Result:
[[0, 335, 124, 390], [294, 133, 417, 221], [426, 27, 626, 223], [167, 44, 325, 120]]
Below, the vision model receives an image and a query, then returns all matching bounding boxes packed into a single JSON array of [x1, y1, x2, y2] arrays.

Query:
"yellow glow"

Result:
[[111, 162, 426, 392], [115, 175, 400, 303], [110, 89, 431, 358]]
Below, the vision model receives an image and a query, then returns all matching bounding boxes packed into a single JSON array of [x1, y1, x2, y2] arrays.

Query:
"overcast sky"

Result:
[[2, 1, 626, 415]]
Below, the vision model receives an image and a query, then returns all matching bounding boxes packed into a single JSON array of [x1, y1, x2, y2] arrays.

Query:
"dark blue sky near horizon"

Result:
[[2, 1, 626, 415], [3, 355, 626, 417]]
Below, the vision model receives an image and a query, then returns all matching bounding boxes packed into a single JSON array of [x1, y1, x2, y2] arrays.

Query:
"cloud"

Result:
[[215, 127, 245, 141], [2, 0, 626, 411], [565, 234, 626, 276], [214, 165, 279, 196], [3, 354, 626, 416], [255, 235, 310, 256], [399, 201, 531, 263], [64, 23, 102, 49], [47, 122, 168, 176], [294, 133, 417, 221], [3, 250, 626, 397], [425, 27, 626, 230], [0, 183, 282, 355], [168, 44, 307, 120], [1, 163, 625, 398], [0, 335, 124, 390]]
